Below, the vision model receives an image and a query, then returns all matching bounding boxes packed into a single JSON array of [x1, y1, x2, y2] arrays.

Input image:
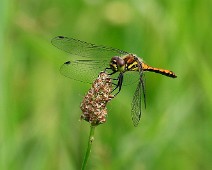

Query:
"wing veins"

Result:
[[51, 36, 128, 59]]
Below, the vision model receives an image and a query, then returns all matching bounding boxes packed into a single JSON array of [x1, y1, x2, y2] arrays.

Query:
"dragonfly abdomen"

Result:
[[142, 63, 177, 78]]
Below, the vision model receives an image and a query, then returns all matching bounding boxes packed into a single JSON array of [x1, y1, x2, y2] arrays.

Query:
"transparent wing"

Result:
[[60, 60, 114, 83], [131, 77, 146, 127], [60, 60, 141, 86], [51, 36, 128, 59], [122, 71, 140, 86]]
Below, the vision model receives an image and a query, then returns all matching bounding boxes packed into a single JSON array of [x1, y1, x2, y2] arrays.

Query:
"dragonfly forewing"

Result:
[[51, 36, 128, 60]]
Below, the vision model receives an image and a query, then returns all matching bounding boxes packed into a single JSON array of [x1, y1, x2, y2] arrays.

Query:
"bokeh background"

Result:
[[1, 0, 212, 169]]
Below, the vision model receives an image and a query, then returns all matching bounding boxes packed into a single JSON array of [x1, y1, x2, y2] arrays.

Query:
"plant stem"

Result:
[[81, 125, 96, 170]]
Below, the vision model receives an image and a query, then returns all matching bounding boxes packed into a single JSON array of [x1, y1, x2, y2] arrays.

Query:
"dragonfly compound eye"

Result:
[[111, 56, 125, 66], [116, 58, 125, 67], [111, 56, 119, 63]]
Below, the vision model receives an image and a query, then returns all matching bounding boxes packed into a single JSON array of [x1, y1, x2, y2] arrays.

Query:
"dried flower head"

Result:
[[80, 72, 115, 126]]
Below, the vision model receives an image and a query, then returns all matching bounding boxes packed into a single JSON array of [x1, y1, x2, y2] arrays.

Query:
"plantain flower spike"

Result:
[[80, 71, 115, 126]]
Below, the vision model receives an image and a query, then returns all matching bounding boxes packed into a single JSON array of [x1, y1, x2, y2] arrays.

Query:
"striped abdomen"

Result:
[[142, 63, 177, 78]]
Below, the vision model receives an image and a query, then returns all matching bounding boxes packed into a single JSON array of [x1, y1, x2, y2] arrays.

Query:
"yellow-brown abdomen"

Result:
[[142, 63, 177, 78]]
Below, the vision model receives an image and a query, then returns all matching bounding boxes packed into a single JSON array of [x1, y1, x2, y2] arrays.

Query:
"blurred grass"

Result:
[[1, 0, 212, 170]]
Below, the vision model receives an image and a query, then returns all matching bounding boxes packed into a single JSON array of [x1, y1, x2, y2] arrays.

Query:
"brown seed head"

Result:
[[80, 72, 115, 126]]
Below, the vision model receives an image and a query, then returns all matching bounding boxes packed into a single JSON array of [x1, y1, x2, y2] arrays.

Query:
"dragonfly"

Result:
[[52, 36, 177, 126]]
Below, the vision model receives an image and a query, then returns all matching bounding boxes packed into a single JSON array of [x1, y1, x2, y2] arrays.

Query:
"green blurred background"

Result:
[[1, 0, 212, 169]]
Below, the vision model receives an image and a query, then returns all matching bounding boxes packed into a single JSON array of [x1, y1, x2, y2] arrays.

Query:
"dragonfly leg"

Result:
[[111, 77, 119, 81], [104, 67, 119, 76], [104, 68, 123, 96], [104, 68, 113, 75], [112, 73, 123, 96], [104, 67, 110, 72], [111, 77, 120, 87]]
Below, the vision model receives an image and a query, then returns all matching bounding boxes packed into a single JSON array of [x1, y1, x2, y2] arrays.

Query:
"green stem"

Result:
[[81, 125, 96, 170]]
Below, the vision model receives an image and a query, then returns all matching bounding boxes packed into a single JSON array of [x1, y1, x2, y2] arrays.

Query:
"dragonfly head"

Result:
[[110, 56, 126, 72]]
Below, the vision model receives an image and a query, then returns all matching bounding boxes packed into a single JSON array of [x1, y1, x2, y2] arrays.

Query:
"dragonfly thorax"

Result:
[[110, 56, 126, 73]]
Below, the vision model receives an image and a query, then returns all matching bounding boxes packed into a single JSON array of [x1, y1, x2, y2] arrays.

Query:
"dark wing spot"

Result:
[[64, 61, 71, 64], [58, 36, 65, 39]]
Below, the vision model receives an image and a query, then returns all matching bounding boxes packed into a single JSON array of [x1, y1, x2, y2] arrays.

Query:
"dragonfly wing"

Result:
[[60, 60, 110, 83], [51, 36, 128, 59], [122, 71, 140, 86], [131, 77, 145, 127]]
